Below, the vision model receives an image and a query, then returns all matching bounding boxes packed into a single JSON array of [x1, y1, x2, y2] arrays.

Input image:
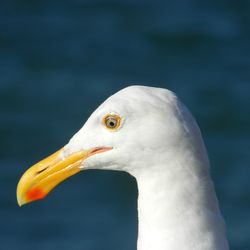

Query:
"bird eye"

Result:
[[103, 114, 121, 130]]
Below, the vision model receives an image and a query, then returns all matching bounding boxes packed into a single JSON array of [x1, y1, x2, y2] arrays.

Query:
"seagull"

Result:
[[17, 85, 229, 250]]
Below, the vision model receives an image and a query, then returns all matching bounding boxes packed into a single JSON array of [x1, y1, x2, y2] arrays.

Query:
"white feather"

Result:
[[64, 85, 229, 250]]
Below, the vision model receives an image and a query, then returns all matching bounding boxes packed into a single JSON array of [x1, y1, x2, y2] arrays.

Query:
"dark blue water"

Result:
[[1, 1, 250, 249]]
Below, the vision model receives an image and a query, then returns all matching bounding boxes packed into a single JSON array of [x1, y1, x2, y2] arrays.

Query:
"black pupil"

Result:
[[109, 120, 115, 127]]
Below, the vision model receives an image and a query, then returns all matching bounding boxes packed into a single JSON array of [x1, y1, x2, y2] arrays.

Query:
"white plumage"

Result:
[[64, 85, 229, 250]]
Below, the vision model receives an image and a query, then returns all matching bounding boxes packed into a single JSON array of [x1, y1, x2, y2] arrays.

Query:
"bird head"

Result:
[[17, 85, 201, 206]]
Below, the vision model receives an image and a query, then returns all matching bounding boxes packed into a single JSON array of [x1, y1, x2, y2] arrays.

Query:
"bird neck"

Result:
[[134, 157, 229, 250]]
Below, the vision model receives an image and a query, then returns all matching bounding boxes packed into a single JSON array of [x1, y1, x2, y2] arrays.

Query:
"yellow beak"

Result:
[[16, 147, 112, 206]]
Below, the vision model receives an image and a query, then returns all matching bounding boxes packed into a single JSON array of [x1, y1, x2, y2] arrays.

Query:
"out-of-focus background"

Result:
[[0, 1, 249, 249]]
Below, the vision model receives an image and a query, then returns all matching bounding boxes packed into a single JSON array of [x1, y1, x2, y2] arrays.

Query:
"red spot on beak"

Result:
[[26, 188, 46, 202]]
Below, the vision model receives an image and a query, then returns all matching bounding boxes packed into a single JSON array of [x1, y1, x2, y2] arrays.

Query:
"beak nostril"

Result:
[[36, 168, 47, 175]]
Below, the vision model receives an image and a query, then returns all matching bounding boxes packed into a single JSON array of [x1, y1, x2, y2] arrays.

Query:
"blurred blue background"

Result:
[[0, 0, 250, 249]]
